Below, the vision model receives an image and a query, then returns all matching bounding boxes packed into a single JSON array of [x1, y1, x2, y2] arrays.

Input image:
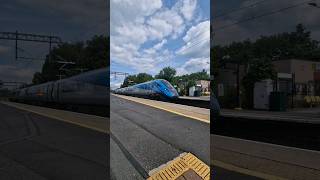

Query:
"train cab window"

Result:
[[161, 80, 175, 91]]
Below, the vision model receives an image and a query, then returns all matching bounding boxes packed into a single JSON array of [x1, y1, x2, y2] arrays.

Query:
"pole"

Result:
[[236, 62, 241, 109], [292, 73, 295, 108], [49, 36, 52, 62], [15, 31, 18, 61]]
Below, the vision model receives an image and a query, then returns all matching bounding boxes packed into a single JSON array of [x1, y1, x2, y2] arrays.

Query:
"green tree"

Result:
[[136, 73, 154, 83], [155, 67, 176, 83], [83, 35, 109, 69], [121, 75, 136, 88], [32, 36, 109, 84], [173, 69, 209, 96], [32, 72, 46, 84], [212, 24, 320, 108], [121, 73, 153, 88]]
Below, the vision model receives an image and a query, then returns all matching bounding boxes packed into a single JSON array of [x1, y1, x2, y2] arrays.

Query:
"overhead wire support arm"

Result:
[[0, 31, 63, 61], [0, 32, 62, 43]]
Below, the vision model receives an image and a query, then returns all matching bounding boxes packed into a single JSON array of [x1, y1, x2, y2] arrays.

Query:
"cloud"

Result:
[[212, 0, 320, 45], [179, 0, 198, 21], [176, 20, 210, 57], [111, 0, 201, 74], [177, 57, 209, 75], [0, 65, 35, 83], [154, 39, 167, 50], [15, 0, 107, 30], [147, 7, 185, 39]]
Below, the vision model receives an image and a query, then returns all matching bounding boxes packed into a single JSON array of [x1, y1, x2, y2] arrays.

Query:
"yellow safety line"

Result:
[[113, 94, 210, 124], [212, 160, 288, 180], [148, 153, 210, 180], [1, 101, 108, 134]]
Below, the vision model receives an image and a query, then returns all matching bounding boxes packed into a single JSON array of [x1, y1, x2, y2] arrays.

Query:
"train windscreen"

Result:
[[160, 80, 175, 91]]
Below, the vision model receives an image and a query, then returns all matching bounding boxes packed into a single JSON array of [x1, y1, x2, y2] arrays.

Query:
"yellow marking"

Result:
[[113, 94, 209, 124], [148, 153, 210, 180], [1, 101, 108, 134], [212, 160, 287, 180]]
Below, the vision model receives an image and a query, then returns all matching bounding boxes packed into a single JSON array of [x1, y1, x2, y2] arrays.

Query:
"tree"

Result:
[[121, 75, 136, 88], [32, 72, 46, 84], [155, 67, 176, 83], [173, 69, 210, 95], [83, 35, 109, 69], [32, 35, 109, 84], [121, 73, 153, 88], [212, 24, 320, 108], [136, 73, 154, 83]]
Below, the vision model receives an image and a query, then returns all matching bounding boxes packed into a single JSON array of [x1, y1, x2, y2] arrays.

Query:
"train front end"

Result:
[[155, 79, 179, 100]]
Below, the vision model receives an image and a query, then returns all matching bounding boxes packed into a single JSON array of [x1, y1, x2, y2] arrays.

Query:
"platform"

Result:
[[221, 108, 320, 124], [179, 96, 210, 101], [112, 94, 209, 123], [0, 101, 108, 179], [110, 94, 213, 179], [211, 135, 320, 180], [148, 153, 210, 180], [1, 101, 109, 133]]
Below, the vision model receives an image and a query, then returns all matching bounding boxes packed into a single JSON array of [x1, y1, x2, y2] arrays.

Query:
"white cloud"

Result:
[[110, 0, 200, 74], [147, 8, 185, 39], [176, 20, 210, 58], [213, 0, 320, 45], [0, 65, 35, 83], [179, 0, 197, 21], [153, 39, 167, 50], [177, 57, 209, 75], [17, 0, 107, 27]]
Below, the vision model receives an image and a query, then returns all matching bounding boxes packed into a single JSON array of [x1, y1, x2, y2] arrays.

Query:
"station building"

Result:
[[273, 59, 320, 96], [215, 59, 320, 108], [188, 80, 210, 96], [196, 80, 210, 94]]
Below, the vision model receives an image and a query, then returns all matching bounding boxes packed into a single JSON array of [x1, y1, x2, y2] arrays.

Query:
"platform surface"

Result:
[[211, 134, 320, 180], [221, 108, 320, 123], [0, 101, 108, 179], [179, 96, 210, 101], [113, 94, 209, 123]]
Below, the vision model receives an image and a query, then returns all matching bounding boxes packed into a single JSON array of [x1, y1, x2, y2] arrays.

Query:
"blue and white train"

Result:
[[14, 68, 109, 107], [114, 79, 221, 115], [113, 79, 179, 101]]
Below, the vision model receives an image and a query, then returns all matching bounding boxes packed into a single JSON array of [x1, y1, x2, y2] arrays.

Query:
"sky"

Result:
[[0, 0, 107, 85], [110, 0, 210, 89], [212, 0, 320, 46]]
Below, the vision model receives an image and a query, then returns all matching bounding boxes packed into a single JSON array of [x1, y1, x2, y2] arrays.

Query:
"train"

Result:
[[12, 69, 220, 117], [113, 79, 179, 101], [113, 79, 221, 116], [13, 68, 109, 109]]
